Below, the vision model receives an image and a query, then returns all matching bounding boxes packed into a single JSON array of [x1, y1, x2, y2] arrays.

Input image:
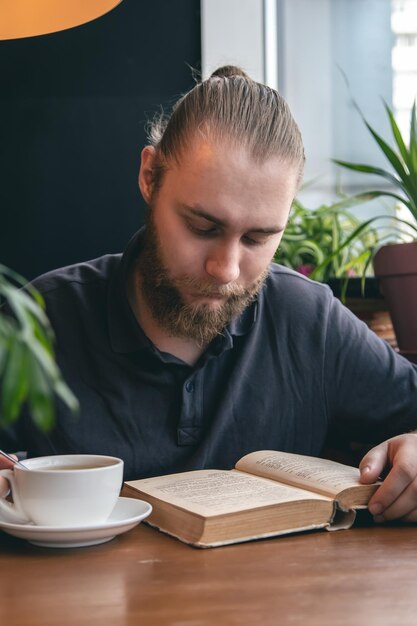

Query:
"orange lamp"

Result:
[[0, 0, 123, 40]]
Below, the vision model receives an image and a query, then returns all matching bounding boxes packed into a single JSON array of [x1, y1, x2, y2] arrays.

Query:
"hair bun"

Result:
[[210, 65, 251, 80]]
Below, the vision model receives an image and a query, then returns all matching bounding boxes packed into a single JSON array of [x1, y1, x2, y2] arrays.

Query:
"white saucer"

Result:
[[0, 497, 152, 548]]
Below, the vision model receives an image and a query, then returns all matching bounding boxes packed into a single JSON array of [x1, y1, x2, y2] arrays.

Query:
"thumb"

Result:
[[359, 442, 388, 484], [0, 453, 18, 470]]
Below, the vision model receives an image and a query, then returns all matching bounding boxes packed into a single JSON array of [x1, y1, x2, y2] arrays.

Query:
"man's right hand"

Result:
[[0, 454, 17, 497]]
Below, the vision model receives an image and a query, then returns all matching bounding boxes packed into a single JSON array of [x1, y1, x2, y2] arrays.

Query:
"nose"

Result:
[[205, 241, 240, 284]]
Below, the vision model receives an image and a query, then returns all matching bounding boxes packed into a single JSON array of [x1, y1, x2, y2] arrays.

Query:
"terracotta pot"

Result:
[[373, 241, 417, 352]]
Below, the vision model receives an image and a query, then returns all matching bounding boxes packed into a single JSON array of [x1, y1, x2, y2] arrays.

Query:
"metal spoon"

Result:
[[0, 450, 28, 469]]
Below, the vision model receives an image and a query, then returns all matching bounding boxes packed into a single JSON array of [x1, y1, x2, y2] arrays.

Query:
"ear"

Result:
[[138, 146, 157, 203]]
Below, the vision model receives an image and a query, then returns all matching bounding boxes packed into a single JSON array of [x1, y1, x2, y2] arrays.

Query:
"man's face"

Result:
[[137, 138, 299, 345]]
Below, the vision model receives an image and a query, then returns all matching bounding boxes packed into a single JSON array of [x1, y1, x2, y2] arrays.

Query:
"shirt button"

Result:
[[185, 381, 194, 393]]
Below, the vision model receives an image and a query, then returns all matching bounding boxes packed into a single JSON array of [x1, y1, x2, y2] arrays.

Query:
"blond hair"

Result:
[[147, 65, 305, 192]]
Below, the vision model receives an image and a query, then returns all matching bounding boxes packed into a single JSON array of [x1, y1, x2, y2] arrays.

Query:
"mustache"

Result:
[[173, 272, 268, 298]]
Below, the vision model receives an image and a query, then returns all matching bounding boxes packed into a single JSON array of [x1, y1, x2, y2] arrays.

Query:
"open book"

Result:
[[123, 450, 380, 548]]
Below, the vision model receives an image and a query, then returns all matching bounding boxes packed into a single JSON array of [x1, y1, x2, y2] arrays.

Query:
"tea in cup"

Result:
[[0, 454, 124, 527]]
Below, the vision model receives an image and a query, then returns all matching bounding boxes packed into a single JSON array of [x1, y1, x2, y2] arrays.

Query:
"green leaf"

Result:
[[0, 266, 79, 430], [54, 379, 79, 415], [23, 334, 60, 383], [0, 344, 7, 379], [334, 101, 417, 222], [2, 284, 52, 340], [1, 336, 29, 423], [333, 159, 404, 190], [410, 101, 417, 174], [384, 101, 411, 169], [363, 119, 412, 190], [23, 326, 79, 416], [349, 190, 416, 219], [311, 217, 378, 277], [26, 351, 55, 431], [0, 264, 28, 287]]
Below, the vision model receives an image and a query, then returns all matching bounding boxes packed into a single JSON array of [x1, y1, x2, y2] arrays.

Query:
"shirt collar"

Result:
[[107, 227, 259, 354]]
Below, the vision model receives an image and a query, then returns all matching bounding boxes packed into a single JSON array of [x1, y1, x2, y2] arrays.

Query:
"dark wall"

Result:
[[0, 0, 201, 279]]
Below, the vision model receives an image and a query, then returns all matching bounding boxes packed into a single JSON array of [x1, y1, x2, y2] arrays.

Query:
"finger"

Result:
[[367, 457, 416, 516], [0, 454, 17, 470], [373, 477, 417, 522], [359, 442, 388, 484], [0, 455, 16, 497], [398, 509, 417, 523]]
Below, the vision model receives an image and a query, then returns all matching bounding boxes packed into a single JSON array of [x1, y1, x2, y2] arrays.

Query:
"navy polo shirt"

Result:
[[2, 228, 417, 480]]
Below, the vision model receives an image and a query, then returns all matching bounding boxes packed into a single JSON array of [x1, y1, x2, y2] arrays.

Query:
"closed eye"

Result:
[[242, 234, 271, 246], [188, 224, 275, 246], [187, 222, 219, 238]]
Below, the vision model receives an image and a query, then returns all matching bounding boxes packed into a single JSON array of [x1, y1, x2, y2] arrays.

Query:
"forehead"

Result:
[[161, 139, 298, 228]]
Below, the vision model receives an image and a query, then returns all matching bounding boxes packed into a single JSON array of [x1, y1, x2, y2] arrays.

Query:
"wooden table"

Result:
[[0, 513, 416, 626]]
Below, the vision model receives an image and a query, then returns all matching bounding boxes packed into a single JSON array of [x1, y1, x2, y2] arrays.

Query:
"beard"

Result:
[[136, 213, 268, 347]]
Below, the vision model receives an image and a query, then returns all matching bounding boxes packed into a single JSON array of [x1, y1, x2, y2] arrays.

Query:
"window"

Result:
[[201, 0, 415, 216], [392, 0, 417, 137]]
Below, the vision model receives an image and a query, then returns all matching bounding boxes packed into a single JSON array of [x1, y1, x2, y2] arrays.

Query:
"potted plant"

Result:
[[334, 102, 417, 356], [276, 196, 382, 294], [0, 265, 78, 431], [275, 195, 400, 347]]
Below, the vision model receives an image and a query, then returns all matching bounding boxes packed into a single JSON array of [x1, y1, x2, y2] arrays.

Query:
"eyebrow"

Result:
[[181, 204, 287, 234]]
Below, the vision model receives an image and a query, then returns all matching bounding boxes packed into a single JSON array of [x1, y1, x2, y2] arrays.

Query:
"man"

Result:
[[2, 66, 417, 525]]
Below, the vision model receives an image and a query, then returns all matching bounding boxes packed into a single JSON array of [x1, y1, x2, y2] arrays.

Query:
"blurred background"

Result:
[[0, 0, 201, 278], [1, 0, 416, 280]]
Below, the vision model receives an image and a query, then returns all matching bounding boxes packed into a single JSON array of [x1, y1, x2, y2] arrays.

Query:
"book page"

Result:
[[127, 469, 331, 517], [235, 451, 366, 498]]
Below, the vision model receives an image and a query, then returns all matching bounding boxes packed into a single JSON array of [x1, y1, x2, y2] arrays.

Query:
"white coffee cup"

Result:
[[0, 454, 124, 527]]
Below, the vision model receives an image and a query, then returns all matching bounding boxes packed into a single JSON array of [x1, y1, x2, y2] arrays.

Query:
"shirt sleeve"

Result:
[[323, 295, 417, 443]]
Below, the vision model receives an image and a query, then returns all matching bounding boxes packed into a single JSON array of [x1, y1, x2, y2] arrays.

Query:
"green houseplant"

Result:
[[0, 265, 79, 431], [334, 102, 417, 354], [275, 195, 401, 300], [334, 102, 417, 223], [275, 193, 407, 348], [277, 197, 378, 275]]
